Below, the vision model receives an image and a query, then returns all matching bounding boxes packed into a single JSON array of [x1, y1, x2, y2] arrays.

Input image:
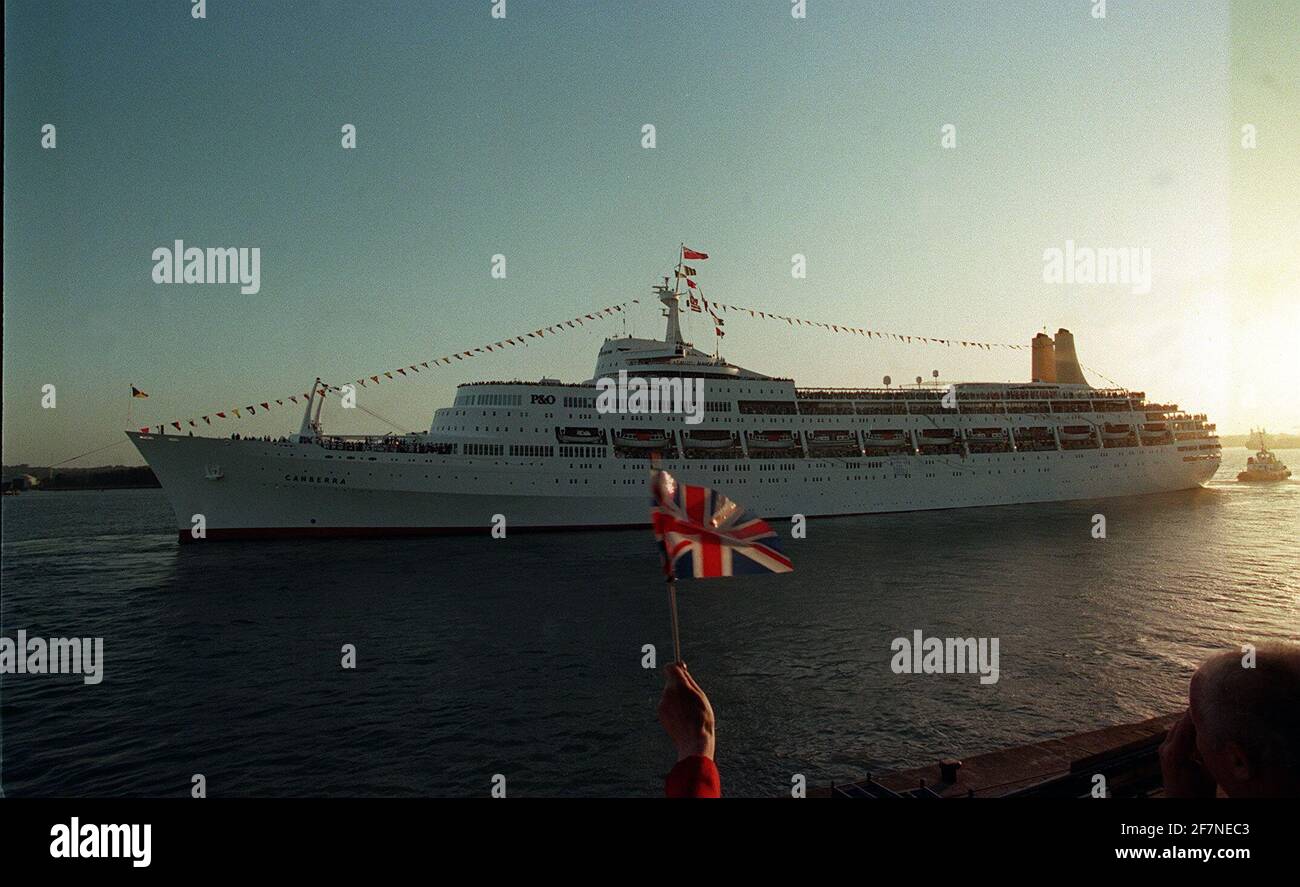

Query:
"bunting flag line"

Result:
[[139, 299, 642, 433], [139, 292, 1027, 434], [683, 300, 1027, 353]]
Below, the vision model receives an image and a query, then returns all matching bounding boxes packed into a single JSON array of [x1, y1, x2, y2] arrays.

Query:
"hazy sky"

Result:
[[4, 1, 1297, 466]]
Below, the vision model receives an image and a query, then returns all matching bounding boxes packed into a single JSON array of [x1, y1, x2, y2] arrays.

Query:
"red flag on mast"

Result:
[[682, 248, 709, 260]]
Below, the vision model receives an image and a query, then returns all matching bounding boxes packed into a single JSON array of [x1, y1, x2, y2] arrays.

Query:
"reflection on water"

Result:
[[2, 451, 1296, 796]]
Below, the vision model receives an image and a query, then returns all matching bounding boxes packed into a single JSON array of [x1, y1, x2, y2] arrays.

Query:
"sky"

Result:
[[4, 0, 1297, 466]]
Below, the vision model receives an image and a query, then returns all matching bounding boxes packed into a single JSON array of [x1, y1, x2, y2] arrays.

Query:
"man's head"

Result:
[[1189, 642, 1300, 797]]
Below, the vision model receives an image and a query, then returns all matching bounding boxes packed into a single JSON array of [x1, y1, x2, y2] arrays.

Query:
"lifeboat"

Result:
[[747, 430, 798, 449], [864, 430, 908, 445], [1101, 424, 1132, 439], [682, 430, 735, 449], [918, 429, 956, 445], [967, 427, 1007, 440], [1058, 426, 1095, 441], [615, 429, 673, 448], [807, 429, 858, 446], [556, 426, 606, 445], [1013, 427, 1058, 450], [1140, 423, 1171, 444]]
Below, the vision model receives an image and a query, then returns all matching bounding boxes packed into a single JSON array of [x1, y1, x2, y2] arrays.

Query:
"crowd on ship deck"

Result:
[[229, 434, 289, 443], [320, 437, 456, 455]]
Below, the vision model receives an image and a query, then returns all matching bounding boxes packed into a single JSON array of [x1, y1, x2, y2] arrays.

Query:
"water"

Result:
[[2, 450, 1296, 797]]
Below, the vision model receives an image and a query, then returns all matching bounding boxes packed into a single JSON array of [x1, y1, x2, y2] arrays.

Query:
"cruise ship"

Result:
[[128, 278, 1221, 541]]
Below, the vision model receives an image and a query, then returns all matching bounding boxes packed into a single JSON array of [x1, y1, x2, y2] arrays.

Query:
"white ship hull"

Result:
[[129, 431, 1219, 541]]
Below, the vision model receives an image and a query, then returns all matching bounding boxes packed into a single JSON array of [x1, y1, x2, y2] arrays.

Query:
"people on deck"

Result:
[[1161, 642, 1300, 798]]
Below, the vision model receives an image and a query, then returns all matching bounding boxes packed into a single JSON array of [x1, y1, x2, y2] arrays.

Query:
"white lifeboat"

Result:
[[807, 429, 858, 446], [683, 430, 735, 449], [864, 430, 909, 446], [748, 430, 798, 449]]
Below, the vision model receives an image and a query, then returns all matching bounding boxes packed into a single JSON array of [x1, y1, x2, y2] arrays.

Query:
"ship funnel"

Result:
[[1031, 333, 1056, 382], [1052, 329, 1089, 386]]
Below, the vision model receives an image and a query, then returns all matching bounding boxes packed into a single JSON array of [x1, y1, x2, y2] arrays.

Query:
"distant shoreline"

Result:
[[1218, 434, 1300, 448], [3, 465, 159, 491]]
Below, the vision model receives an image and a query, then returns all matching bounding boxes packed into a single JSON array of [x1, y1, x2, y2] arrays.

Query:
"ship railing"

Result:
[[318, 435, 454, 455], [794, 386, 1139, 403], [457, 380, 598, 389]]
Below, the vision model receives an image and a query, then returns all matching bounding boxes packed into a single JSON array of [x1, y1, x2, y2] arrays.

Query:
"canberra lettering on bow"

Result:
[[285, 474, 346, 484]]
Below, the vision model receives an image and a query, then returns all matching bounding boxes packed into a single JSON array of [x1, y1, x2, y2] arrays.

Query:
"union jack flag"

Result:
[[651, 470, 793, 579]]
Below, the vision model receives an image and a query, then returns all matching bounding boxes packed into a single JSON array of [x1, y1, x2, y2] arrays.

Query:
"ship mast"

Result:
[[312, 383, 327, 430], [656, 278, 683, 349], [657, 248, 684, 350], [298, 377, 323, 443]]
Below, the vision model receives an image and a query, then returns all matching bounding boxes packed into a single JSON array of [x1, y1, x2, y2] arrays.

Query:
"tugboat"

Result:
[[1237, 429, 1292, 482]]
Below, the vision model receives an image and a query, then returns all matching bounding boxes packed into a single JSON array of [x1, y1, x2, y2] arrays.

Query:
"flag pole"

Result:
[[667, 574, 682, 664], [652, 453, 683, 663]]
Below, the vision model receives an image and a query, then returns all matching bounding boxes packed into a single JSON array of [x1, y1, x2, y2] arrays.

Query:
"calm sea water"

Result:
[[2, 450, 1296, 797]]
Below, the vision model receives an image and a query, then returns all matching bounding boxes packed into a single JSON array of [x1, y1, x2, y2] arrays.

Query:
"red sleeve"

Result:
[[665, 755, 721, 798]]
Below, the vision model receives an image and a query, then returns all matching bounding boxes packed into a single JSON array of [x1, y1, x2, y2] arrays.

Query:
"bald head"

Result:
[[1190, 643, 1300, 797]]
